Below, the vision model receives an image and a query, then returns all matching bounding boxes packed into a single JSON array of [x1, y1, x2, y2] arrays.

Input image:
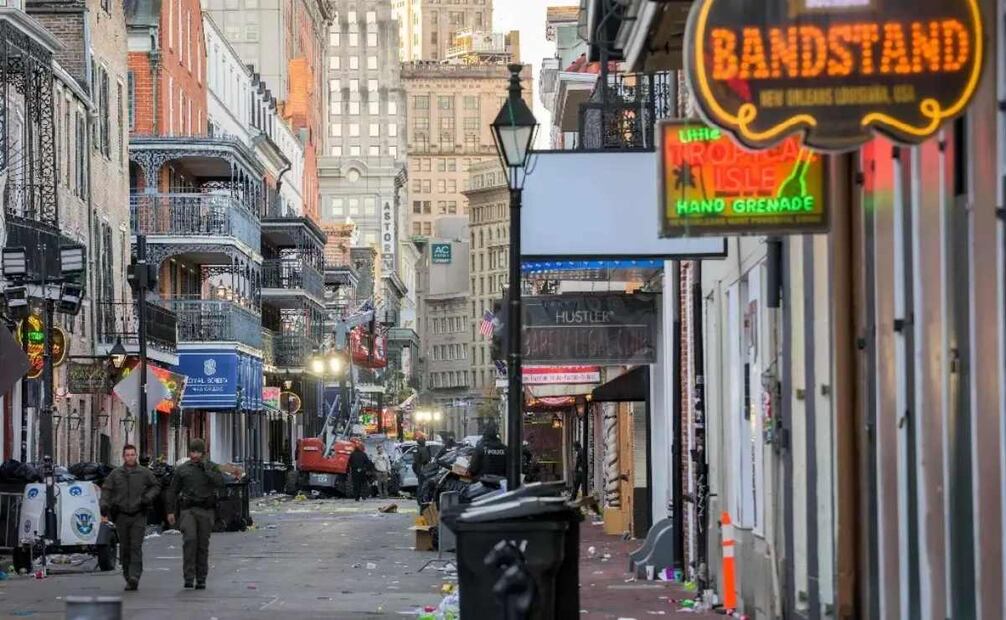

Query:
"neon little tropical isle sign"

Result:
[[684, 0, 984, 151]]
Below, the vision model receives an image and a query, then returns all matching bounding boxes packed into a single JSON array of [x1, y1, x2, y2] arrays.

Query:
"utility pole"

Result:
[[130, 235, 152, 460], [39, 243, 54, 462]]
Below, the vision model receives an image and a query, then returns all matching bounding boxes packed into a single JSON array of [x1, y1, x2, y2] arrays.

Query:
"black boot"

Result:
[[195, 581, 206, 590], [184, 580, 194, 589]]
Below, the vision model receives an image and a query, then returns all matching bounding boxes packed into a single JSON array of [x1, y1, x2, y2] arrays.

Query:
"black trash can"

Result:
[[215, 480, 251, 532], [445, 486, 581, 620]]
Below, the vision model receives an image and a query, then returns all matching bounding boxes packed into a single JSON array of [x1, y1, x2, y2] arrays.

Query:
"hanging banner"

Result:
[[659, 121, 827, 236], [350, 327, 388, 368], [118, 362, 187, 413], [174, 351, 238, 409], [381, 200, 397, 275], [684, 0, 985, 151]]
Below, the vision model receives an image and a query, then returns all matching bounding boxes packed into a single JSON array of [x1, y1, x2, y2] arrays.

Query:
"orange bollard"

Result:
[[721, 511, 737, 611]]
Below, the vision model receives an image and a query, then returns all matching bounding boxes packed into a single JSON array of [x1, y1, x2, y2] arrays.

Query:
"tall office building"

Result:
[[320, 0, 409, 326], [391, 0, 492, 62], [401, 36, 530, 238]]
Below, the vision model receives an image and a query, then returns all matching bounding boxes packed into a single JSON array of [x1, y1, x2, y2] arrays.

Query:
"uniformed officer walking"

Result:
[[469, 421, 508, 479], [99, 444, 160, 591], [166, 438, 225, 590]]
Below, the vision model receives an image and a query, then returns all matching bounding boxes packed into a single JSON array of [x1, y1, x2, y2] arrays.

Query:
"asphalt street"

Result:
[[0, 497, 452, 619]]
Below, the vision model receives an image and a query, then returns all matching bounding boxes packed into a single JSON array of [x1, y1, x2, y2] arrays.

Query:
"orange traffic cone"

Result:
[[721, 511, 737, 611]]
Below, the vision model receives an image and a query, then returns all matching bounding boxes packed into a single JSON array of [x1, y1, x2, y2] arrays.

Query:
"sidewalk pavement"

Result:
[[578, 519, 718, 619]]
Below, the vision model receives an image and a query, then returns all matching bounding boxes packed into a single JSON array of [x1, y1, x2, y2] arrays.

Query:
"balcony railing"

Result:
[[579, 71, 675, 150], [165, 297, 262, 350], [130, 193, 261, 252], [275, 333, 314, 368], [261, 328, 276, 367], [262, 259, 324, 299], [96, 300, 178, 355]]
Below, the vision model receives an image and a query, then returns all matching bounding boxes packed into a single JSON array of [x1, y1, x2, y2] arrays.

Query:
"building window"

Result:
[[388, 100, 398, 115], [437, 180, 446, 193], [388, 123, 397, 137], [127, 71, 135, 129], [117, 81, 126, 163], [349, 198, 360, 215], [369, 123, 380, 137], [367, 56, 377, 70], [413, 222, 422, 235], [448, 200, 457, 214], [367, 79, 378, 92], [349, 32, 358, 46], [350, 145, 361, 156], [388, 145, 398, 158], [349, 101, 360, 115], [414, 95, 429, 110], [438, 96, 453, 110], [369, 100, 379, 115], [414, 117, 429, 131], [423, 201, 431, 214], [350, 56, 359, 69], [330, 123, 342, 137], [349, 79, 359, 92], [423, 222, 431, 235], [437, 200, 446, 214], [413, 200, 422, 214], [331, 145, 343, 156], [464, 95, 478, 110], [331, 198, 345, 217], [330, 56, 341, 70], [463, 116, 479, 131], [367, 32, 377, 46], [331, 101, 342, 115], [331, 32, 341, 46], [366, 11, 376, 23], [349, 123, 360, 137]]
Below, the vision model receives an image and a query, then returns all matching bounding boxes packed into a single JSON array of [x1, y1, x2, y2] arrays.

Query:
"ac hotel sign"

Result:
[[684, 0, 984, 151]]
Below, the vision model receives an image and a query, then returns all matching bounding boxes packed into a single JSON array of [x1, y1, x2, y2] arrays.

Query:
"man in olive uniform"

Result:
[[100, 444, 160, 591], [166, 438, 225, 589]]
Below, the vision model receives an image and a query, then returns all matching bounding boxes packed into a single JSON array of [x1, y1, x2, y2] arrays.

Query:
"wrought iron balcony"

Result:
[[261, 328, 276, 368], [164, 297, 262, 350], [275, 333, 314, 369], [95, 300, 179, 357], [129, 193, 261, 253], [261, 259, 324, 300], [579, 71, 675, 150]]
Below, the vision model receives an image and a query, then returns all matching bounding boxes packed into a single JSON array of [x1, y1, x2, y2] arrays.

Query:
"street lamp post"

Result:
[[491, 63, 538, 491]]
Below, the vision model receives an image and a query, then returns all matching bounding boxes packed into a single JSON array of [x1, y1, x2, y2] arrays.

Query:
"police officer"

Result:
[[166, 438, 225, 590], [469, 421, 507, 478], [348, 441, 372, 501], [100, 444, 160, 591]]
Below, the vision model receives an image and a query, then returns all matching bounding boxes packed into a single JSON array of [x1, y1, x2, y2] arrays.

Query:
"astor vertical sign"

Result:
[[381, 200, 396, 275], [684, 0, 984, 151]]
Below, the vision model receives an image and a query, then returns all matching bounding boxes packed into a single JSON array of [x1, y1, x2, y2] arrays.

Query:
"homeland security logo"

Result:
[[69, 485, 82, 496], [26, 488, 39, 499], [72, 508, 95, 538]]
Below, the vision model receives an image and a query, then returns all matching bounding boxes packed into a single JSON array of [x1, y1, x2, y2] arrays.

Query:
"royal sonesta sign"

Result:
[[684, 0, 984, 151], [660, 121, 826, 236]]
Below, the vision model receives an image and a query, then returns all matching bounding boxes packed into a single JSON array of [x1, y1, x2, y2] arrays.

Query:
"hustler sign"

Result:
[[523, 294, 657, 365], [684, 0, 984, 150]]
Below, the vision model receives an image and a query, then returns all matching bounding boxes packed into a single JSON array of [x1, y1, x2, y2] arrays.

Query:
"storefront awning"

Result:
[[591, 366, 649, 402]]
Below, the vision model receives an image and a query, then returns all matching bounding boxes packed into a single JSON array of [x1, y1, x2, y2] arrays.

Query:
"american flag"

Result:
[[479, 310, 495, 338]]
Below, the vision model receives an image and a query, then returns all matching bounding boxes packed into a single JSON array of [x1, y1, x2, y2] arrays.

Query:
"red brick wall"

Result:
[[130, 0, 207, 138], [128, 53, 156, 135], [158, 0, 207, 137]]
